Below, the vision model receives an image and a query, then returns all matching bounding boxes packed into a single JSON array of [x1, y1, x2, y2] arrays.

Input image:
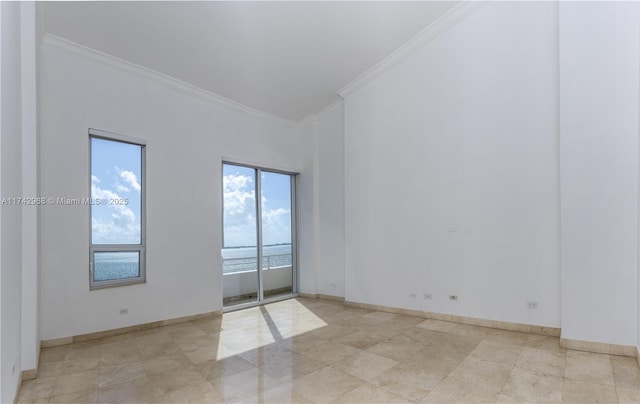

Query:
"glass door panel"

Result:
[[222, 164, 259, 307], [260, 171, 294, 299]]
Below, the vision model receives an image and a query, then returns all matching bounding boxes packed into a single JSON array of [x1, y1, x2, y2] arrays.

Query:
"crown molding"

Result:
[[338, 0, 488, 98], [41, 34, 298, 129], [299, 98, 344, 127]]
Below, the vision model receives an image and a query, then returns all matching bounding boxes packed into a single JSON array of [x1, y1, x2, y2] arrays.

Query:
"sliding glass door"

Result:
[[261, 171, 294, 299], [222, 163, 296, 308]]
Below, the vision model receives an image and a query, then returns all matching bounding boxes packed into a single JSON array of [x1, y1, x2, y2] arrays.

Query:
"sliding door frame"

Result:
[[222, 161, 299, 312]]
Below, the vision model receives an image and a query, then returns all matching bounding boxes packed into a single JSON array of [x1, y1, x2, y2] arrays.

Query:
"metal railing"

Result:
[[222, 253, 292, 274]]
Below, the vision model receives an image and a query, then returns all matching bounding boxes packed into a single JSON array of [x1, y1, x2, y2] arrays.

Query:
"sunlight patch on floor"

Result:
[[217, 299, 328, 358]]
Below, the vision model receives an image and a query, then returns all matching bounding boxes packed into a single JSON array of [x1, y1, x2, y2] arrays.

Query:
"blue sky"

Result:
[[90, 149, 290, 247], [223, 164, 292, 247], [91, 138, 142, 245]]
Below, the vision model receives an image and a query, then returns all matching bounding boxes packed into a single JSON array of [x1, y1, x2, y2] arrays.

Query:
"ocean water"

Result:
[[223, 244, 292, 274], [94, 251, 139, 281], [93, 245, 293, 281]]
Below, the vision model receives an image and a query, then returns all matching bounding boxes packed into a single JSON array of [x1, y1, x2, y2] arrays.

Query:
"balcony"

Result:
[[222, 253, 293, 305]]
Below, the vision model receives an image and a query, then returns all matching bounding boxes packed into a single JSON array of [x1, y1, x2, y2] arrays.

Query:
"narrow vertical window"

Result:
[[89, 129, 145, 289]]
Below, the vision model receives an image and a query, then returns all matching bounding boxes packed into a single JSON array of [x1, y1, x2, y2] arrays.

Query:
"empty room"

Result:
[[1, 1, 640, 403]]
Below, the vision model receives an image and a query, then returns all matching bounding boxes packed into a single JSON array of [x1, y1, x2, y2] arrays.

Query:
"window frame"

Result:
[[89, 128, 146, 290]]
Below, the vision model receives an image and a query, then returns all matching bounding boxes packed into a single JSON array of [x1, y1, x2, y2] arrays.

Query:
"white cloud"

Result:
[[261, 207, 291, 245], [222, 173, 292, 246], [118, 169, 141, 193], [91, 175, 139, 244], [223, 174, 257, 246], [91, 217, 140, 245], [116, 184, 131, 193]]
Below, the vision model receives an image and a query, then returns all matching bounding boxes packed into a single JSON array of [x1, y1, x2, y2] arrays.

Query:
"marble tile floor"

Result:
[[18, 298, 640, 404]]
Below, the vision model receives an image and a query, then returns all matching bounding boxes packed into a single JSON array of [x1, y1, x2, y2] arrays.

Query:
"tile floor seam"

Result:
[[496, 346, 524, 399]]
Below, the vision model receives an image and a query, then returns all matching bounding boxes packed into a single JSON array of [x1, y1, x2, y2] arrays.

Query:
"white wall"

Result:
[[315, 103, 345, 298], [1, 2, 25, 401], [559, 2, 640, 347], [39, 36, 303, 340], [21, 0, 39, 376], [297, 101, 346, 299], [342, 0, 640, 348], [296, 120, 318, 295], [343, 2, 560, 327], [1, 3, 39, 401]]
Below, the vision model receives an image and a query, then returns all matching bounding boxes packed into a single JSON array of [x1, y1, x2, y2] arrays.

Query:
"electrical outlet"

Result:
[[119, 308, 129, 315], [409, 293, 417, 298], [424, 293, 432, 300], [527, 301, 538, 309], [449, 295, 458, 301]]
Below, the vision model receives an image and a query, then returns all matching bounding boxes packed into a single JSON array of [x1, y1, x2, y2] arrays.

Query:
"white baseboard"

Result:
[[41, 310, 223, 347], [345, 300, 560, 337]]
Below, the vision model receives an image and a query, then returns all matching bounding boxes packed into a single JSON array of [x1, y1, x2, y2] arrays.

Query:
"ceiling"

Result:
[[43, 1, 459, 122]]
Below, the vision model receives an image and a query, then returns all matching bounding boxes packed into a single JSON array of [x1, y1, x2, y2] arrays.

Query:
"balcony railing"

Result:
[[222, 253, 292, 274]]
